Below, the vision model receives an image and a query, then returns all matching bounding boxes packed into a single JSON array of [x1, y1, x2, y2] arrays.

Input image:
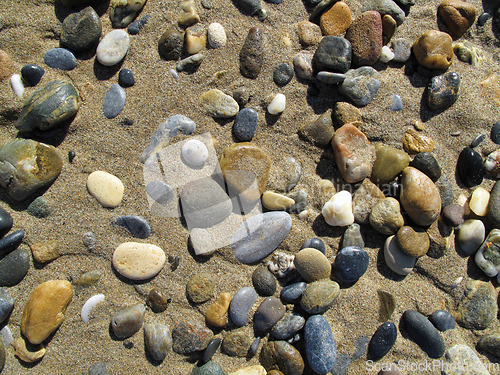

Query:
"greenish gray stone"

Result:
[[342, 223, 364, 249], [144, 323, 172, 361], [222, 328, 252, 357], [15, 80, 79, 132], [186, 273, 216, 303], [110, 0, 146, 28], [456, 280, 497, 330], [300, 279, 340, 314], [298, 112, 335, 146], [477, 333, 500, 357], [27, 196, 51, 218], [369, 198, 404, 236], [190, 361, 225, 375], [371, 145, 410, 185], [0, 248, 30, 287], [61, 6, 102, 52]]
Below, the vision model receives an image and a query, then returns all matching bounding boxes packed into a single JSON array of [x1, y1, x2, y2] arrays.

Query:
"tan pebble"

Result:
[[479, 74, 500, 106], [396, 226, 430, 257], [229, 365, 267, 375], [0, 49, 14, 82], [297, 21, 322, 46], [30, 240, 60, 263], [294, 248, 331, 282], [414, 119, 425, 131], [382, 14, 396, 45], [186, 24, 206, 55], [438, 0, 476, 38], [205, 292, 232, 327], [334, 102, 362, 127], [403, 127, 434, 154], [87, 171, 124, 208], [320, 1, 351, 36], [262, 191, 295, 210], [12, 337, 46, 363], [21, 280, 73, 345], [412, 30, 453, 70], [369, 197, 404, 235], [112, 242, 166, 280], [178, 0, 200, 26], [469, 187, 490, 216], [282, 35, 292, 47]]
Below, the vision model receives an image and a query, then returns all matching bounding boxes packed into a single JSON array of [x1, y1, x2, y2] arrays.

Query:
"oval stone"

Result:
[[231, 212, 292, 264], [304, 315, 337, 375], [320, 1, 351, 36], [369, 322, 397, 359], [158, 27, 184, 60], [409, 152, 441, 182], [61, 6, 102, 52], [15, 80, 79, 132], [44, 48, 76, 71], [200, 89, 239, 118], [111, 304, 145, 340], [429, 310, 456, 331], [338, 66, 382, 106], [21, 64, 44, 87], [259, 341, 305, 375], [234, 108, 258, 141], [312, 35, 352, 73], [333, 245, 369, 283], [412, 30, 453, 70], [112, 215, 151, 239], [477, 333, 500, 357], [144, 322, 172, 361], [270, 311, 305, 340], [192, 361, 225, 375], [103, 84, 126, 119], [402, 310, 445, 358], [96, 30, 130, 66], [252, 266, 277, 296], [294, 248, 331, 282], [253, 297, 286, 331], [229, 287, 257, 326], [203, 338, 222, 363], [438, 0, 476, 38], [87, 171, 124, 208], [300, 279, 340, 314], [280, 281, 307, 303], [112, 242, 166, 280], [457, 147, 484, 188], [240, 27, 264, 79], [0, 248, 29, 287]]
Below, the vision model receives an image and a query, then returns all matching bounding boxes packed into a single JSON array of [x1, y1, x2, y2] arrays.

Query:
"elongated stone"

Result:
[[206, 293, 232, 327], [0, 230, 24, 256], [96, 30, 130, 66], [103, 84, 126, 119], [369, 322, 397, 359], [304, 315, 337, 375], [110, 0, 146, 28], [15, 80, 79, 132], [231, 212, 292, 263], [457, 146, 484, 188], [21, 280, 73, 345], [402, 310, 445, 358], [240, 27, 264, 79], [200, 89, 239, 118], [112, 215, 151, 239], [111, 304, 145, 339], [230, 287, 257, 326], [144, 323, 172, 361]]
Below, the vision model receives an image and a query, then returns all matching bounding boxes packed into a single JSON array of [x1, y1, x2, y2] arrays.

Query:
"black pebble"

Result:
[[409, 152, 441, 182], [21, 64, 45, 86], [0, 207, 13, 238], [491, 121, 500, 145], [112, 215, 151, 239], [333, 245, 369, 283], [127, 15, 150, 35], [300, 237, 325, 253], [273, 63, 294, 86], [0, 230, 24, 256], [384, 180, 401, 199], [402, 310, 445, 359], [470, 134, 486, 148], [478, 12, 492, 27], [203, 338, 222, 363], [368, 322, 397, 359], [252, 266, 277, 296], [457, 146, 484, 187], [233, 107, 257, 141], [68, 150, 76, 163], [429, 310, 456, 332], [118, 69, 135, 87], [0, 248, 30, 287]]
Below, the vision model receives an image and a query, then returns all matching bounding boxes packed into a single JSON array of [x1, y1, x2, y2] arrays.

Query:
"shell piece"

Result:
[[285, 157, 302, 192], [110, 0, 147, 28], [81, 294, 105, 323], [267, 251, 295, 278], [475, 229, 500, 280], [10, 74, 24, 98]]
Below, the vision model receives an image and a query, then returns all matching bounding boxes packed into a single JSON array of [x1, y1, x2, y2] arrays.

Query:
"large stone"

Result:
[[338, 66, 382, 106], [455, 280, 497, 330], [402, 310, 445, 358], [158, 27, 184, 60], [304, 315, 337, 374], [61, 6, 102, 52], [478, 333, 500, 357], [438, 0, 476, 38], [369, 197, 404, 235], [345, 11, 383, 66], [260, 341, 305, 375], [413, 30, 453, 70], [312, 36, 352, 73]]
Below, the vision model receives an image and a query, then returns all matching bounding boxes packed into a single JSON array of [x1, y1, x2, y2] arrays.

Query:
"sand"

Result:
[[1, 0, 500, 373]]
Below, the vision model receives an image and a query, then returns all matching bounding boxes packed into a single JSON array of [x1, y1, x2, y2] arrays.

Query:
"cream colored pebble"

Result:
[[87, 171, 124, 208], [322, 190, 354, 226], [469, 187, 490, 216], [262, 191, 295, 210], [112, 242, 166, 280], [229, 365, 267, 375]]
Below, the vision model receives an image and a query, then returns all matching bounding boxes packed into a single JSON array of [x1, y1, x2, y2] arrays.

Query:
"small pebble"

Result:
[[294, 248, 331, 282], [252, 266, 277, 296], [146, 288, 169, 313], [144, 323, 172, 361], [0, 230, 24, 256], [200, 89, 239, 118], [112, 215, 151, 239], [391, 94, 402, 111], [320, 1, 351, 36], [260, 341, 304, 374], [185, 25, 206, 55], [369, 197, 404, 235], [181, 139, 208, 167], [438, 0, 476, 38], [0, 49, 13, 82], [172, 320, 213, 354], [68, 150, 76, 163], [477, 333, 500, 357], [293, 51, 314, 80], [0, 288, 14, 324], [12, 337, 45, 363], [186, 273, 215, 303], [457, 146, 484, 187], [44, 48, 76, 71], [111, 304, 145, 340], [233, 108, 257, 141], [300, 237, 326, 253], [203, 338, 222, 363], [112, 242, 166, 280], [205, 292, 232, 327], [442, 204, 464, 227], [74, 269, 102, 287], [248, 337, 260, 357], [110, 0, 147, 28], [30, 240, 59, 263], [96, 30, 130, 66], [27, 196, 51, 218], [457, 219, 484, 256], [470, 133, 486, 148], [270, 311, 306, 340], [21, 64, 44, 87], [267, 93, 286, 115], [118, 69, 135, 87], [230, 287, 257, 326], [87, 171, 124, 208], [342, 223, 364, 249], [300, 279, 340, 314], [0, 248, 30, 287], [402, 309, 445, 358], [192, 361, 225, 375], [273, 63, 294, 87], [0, 326, 13, 347], [379, 46, 395, 63], [208, 23, 226, 49], [491, 121, 500, 145], [392, 38, 411, 63], [127, 15, 150, 35], [429, 310, 456, 331], [223, 329, 253, 357], [469, 187, 489, 216], [369, 322, 397, 359], [444, 345, 490, 375], [280, 281, 307, 303], [477, 12, 491, 27], [82, 232, 97, 251], [488, 181, 500, 227], [10, 74, 24, 98], [316, 71, 346, 84], [88, 363, 108, 375], [333, 246, 369, 283], [409, 152, 441, 182], [395, 226, 429, 258], [103, 83, 126, 119], [158, 28, 184, 60], [312, 35, 352, 73], [297, 21, 322, 46], [413, 30, 453, 70]]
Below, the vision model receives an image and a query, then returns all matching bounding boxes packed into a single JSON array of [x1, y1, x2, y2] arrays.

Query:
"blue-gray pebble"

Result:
[[203, 338, 222, 363], [229, 287, 257, 326], [312, 36, 352, 73], [118, 69, 135, 87], [429, 310, 456, 332], [270, 311, 305, 340], [233, 0, 261, 14], [491, 121, 500, 145], [0, 287, 14, 324], [427, 72, 460, 110], [368, 322, 397, 359], [127, 15, 150, 35], [146, 181, 174, 204], [253, 297, 285, 332], [478, 13, 491, 27], [0, 207, 13, 238], [273, 63, 294, 86], [333, 246, 369, 283], [300, 237, 325, 253], [103, 84, 126, 119], [402, 310, 445, 358], [21, 64, 45, 87], [338, 66, 382, 106], [0, 248, 30, 287], [391, 94, 403, 111], [112, 215, 151, 239], [252, 266, 277, 296], [410, 152, 441, 182], [233, 107, 257, 141], [304, 315, 337, 375], [0, 230, 24, 256], [280, 281, 307, 303], [44, 48, 76, 71], [27, 196, 51, 218]]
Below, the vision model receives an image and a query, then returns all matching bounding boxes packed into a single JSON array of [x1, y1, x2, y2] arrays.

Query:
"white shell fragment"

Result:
[[268, 93, 286, 115], [267, 251, 295, 278], [379, 46, 395, 63], [181, 139, 208, 167], [81, 294, 105, 323], [322, 190, 354, 226], [10, 74, 24, 98]]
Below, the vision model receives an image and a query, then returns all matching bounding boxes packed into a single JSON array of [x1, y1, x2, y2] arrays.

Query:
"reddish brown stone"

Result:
[[438, 0, 476, 38], [0, 50, 13, 82], [345, 11, 382, 66]]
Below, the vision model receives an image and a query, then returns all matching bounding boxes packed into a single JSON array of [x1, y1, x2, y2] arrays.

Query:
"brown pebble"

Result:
[[297, 21, 322, 46], [412, 30, 453, 70], [205, 292, 232, 327], [334, 102, 362, 127], [146, 288, 169, 313], [0, 49, 13, 82], [240, 26, 264, 79], [186, 273, 216, 303], [438, 0, 476, 38], [403, 127, 435, 154], [320, 1, 351, 36], [382, 15, 397, 45], [345, 10, 383, 66], [396, 226, 430, 257], [30, 240, 60, 263]]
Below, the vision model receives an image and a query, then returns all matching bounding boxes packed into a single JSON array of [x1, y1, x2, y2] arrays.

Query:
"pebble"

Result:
[[206, 292, 232, 327], [371, 145, 410, 184], [248, 337, 260, 357], [27, 196, 51, 218], [267, 93, 286, 115], [338, 66, 382, 106], [203, 338, 222, 363], [223, 329, 252, 356], [181, 141, 208, 169], [61, 6, 101, 52], [400, 167, 441, 226], [273, 63, 294, 87], [232, 211, 291, 263], [15, 80, 79, 132], [186, 273, 215, 303], [0, 50, 13, 82], [396, 226, 429, 257], [478, 12, 491, 27], [469, 187, 489, 216], [240, 26, 264, 79], [44, 48, 76, 71], [470, 133, 486, 148], [346, 11, 382, 66], [333, 124, 374, 183], [144, 288, 168, 313], [271, 311, 305, 340], [300, 279, 340, 314], [233, 87, 251, 107], [477, 333, 500, 357], [192, 361, 225, 375], [409, 152, 441, 182], [12, 337, 45, 363], [112, 242, 165, 280], [369, 197, 404, 235], [208, 23, 226, 49], [377, 289, 396, 322], [384, 235, 416, 275], [82, 232, 97, 252], [484, 149, 500, 175], [489, 180, 500, 227], [295, 248, 331, 282], [112, 215, 150, 239], [30, 240, 59, 263], [301, 238, 326, 254], [176, 53, 205, 72], [254, 297, 286, 331], [103, 83, 126, 119], [475, 229, 500, 280], [280, 281, 307, 303], [233, 0, 261, 15], [362, 0, 405, 25], [392, 38, 411, 63], [0, 247, 29, 287], [118, 69, 135, 87], [342, 224, 364, 249], [402, 310, 445, 358], [158, 27, 184, 60], [178, 0, 200, 26], [312, 36, 352, 73], [404, 128, 435, 154], [0, 230, 24, 256], [74, 269, 102, 287], [382, 14, 396, 45], [0, 207, 12, 238], [87, 171, 124, 208], [252, 266, 277, 296], [293, 51, 314, 82], [200, 89, 239, 118], [427, 72, 460, 110], [456, 280, 497, 330], [444, 345, 490, 375], [172, 320, 213, 354], [111, 304, 145, 340], [10, 74, 24, 98], [412, 30, 453, 70], [96, 30, 130, 66], [186, 25, 207, 55], [233, 108, 257, 141], [442, 204, 464, 227], [333, 245, 369, 283], [297, 21, 322, 46], [0, 288, 14, 324], [457, 146, 484, 187], [369, 322, 397, 359], [316, 71, 345, 85], [230, 287, 257, 326], [353, 179, 385, 224], [304, 315, 337, 375], [262, 192, 294, 211], [320, 1, 351, 36], [21, 64, 44, 87], [109, 0, 146, 27], [21, 280, 73, 345], [127, 15, 150, 35], [144, 323, 172, 361], [323, 192, 354, 227], [390, 93, 401, 109], [260, 341, 304, 375], [438, 0, 476, 38], [429, 310, 456, 331]]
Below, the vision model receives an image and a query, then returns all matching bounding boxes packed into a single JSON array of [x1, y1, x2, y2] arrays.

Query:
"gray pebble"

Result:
[[127, 15, 150, 35], [172, 321, 213, 354], [103, 84, 126, 119], [273, 63, 294, 86], [203, 337, 222, 363], [177, 53, 205, 72], [287, 190, 307, 214], [280, 281, 307, 303], [44, 48, 76, 71], [338, 67, 382, 106], [222, 329, 253, 357], [0, 248, 30, 287], [240, 27, 264, 79], [362, 0, 405, 25], [429, 310, 456, 332], [82, 231, 97, 251], [402, 309, 444, 358], [144, 323, 172, 361], [230, 287, 257, 326], [391, 38, 411, 63], [254, 297, 285, 332], [391, 95, 402, 111], [61, 6, 102, 52], [470, 134, 486, 148], [252, 266, 277, 296], [316, 71, 346, 84], [270, 311, 306, 340], [342, 223, 364, 249], [248, 336, 260, 357], [313, 36, 352, 73], [477, 12, 491, 27], [233, 107, 258, 141], [0, 288, 14, 324]]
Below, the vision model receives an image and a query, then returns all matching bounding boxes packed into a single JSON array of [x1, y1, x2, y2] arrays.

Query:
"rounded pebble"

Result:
[[233, 108, 258, 141], [229, 287, 257, 326], [87, 171, 124, 208], [323, 190, 354, 226], [10, 74, 24, 98], [112, 242, 166, 280], [146, 288, 169, 313], [0, 288, 14, 324], [270, 311, 305, 340], [300, 237, 325, 253], [477, 12, 491, 27], [268, 93, 286, 115], [103, 83, 126, 119], [300, 279, 340, 314], [254, 297, 286, 331], [21, 64, 44, 87], [457, 219, 485, 256], [144, 322, 172, 361], [191, 361, 225, 375], [111, 304, 145, 340], [294, 248, 331, 282], [182, 139, 208, 167], [240, 27, 264, 79], [429, 310, 456, 331], [280, 281, 307, 303], [118, 69, 135, 87], [333, 245, 369, 283], [457, 146, 484, 187], [208, 23, 226, 49], [384, 235, 416, 275], [96, 30, 130, 66], [369, 322, 397, 359], [259, 341, 304, 375], [252, 266, 277, 296], [0, 248, 30, 287], [112, 215, 150, 239], [186, 273, 215, 303], [205, 293, 232, 327], [44, 48, 76, 71], [427, 72, 460, 110], [273, 63, 294, 87], [402, 309, 445, 358], [222, 328, 253, 357], [61, 6, 102, 52], [0, 207, 13, 238]]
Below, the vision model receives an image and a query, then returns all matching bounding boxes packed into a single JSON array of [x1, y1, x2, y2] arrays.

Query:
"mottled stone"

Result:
[[442, 204, 464, 227], [111, 304, 145, 340], [172, 321, 213, 354], [426, 217, 453, 259], [369, 322, 397, 359], [186, 273, 215, 303], [30, 240, 59, 263], [353, 179, 385, 224], [438, 0, 476, 38], [300, 279, 340, 314], [234, 108, 258, 141], [392, 38, 411, 63], [488, 180, 500, 227], [254, 297, 286, 331], [230, 287, 257, 326], [186, 25, 206, 55], [144, 323, 172, 361], [96, 30, 130, 66], [396, 226, 429, 257], [259, 341, 304, 375], [409, 152, 441, 182], [338, 66, 382, 106], [61, 6, 102, 52], [304, 315, 337, 374], [223, 329, 252, 357], [371, 145, 409, 185], [413, 30, 453, 70], [378, 290, 396, 322], [0, 247, 29, 287], [200, 89, 239, 118], [158, 27, 184, 60], [382, 15, 397, 45], [206, 293, 232, 327], [485, 149, 500, 178], [273, 63, 294, 87], [252, 266, 277, 296], [229, 366, 266, 375], [478, 333, 500, 357], [428, 72, 460, 110], [208, 23, 226, 49], [0, 288, 14, 324], [346, 11, 383, 66], [320, 1, 351, 36], [402, 310, 445, 358], [298, 21, 322, 46], [369, 198, 404, 235], [456, 280, 497, 330], [240, 27, 264, 79], [293, 51, 314, 80], [191, 361, 225, 375], [301, 237, 327, 253], [146, 288, 169, 313], [294, 248, 331, 282], [27, 196, 51, 218], [178, 0, 200, 26], [271, 311, 305, 340], [312, 36, 352, 73], [109, 0, 146, 27]]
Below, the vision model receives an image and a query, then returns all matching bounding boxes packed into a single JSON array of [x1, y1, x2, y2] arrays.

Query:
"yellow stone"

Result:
[[403, 127, 434, 154], [205, 292, 232, 327], [86, 171, 124, 208], [382, 14, 397, 45], [229, 365, 267, 375], [186, 24, 206, 55], [21, 280, 73, 345], [30, 240, 59, 263], [113, 242, 166, 280], [178, 0, 200, 26], [412, 30, 453, 70], [320, 1, 351, 36], [262, 191, 295, 211], [13, 337, 46, 363]]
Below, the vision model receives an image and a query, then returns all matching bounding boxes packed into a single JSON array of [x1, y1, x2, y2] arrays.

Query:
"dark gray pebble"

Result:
[[61, 6, 101, 52], [0, 248, 30, 287], [436, 175, 453, 208], [203, 337, 222, 363], [27, 196, 51, 218], [280, 281, 307, 303], [316, 71, 346, 84], [0, 230, 24, 256], [233, 0, 261, 15], [118, 69, 135, 87], [478, 12, 492, 27], [146, 181, 174, 205], [233, 107, 257, 141], [368, 322, 397, 359], [252, 266, 277, 296], [338, 66, 382, 106], [273, 63, 294, 86], [470, 134, 486, 148], [44, 48, 76, 71], [248, 337, 260, 357], [103, 84, 126, 119], [88, 363, 108, 375], [491, 121, 500, 145], [270, 311, 305, 340], [127, 15, 150, 35], [0, 207, 13, 238], [457, 146, 484, 187], [112, 215, 151, 239], [158, 28, 184, 60], [230, 287, 258, 326], [0, 287, 14, 324], [240, 27, 264, 79], [233, 87, 252, 107], [304, 315, 337, 375], [21, 64, 44, 87], [429, 310, 456, 331], [300, 237, 325, 253], [68, 150, 76, 163], [402, 310, 445, 358], [427, 72, 460, 110], [253, 296, 285, 332], [313, 36, 352, 73], [409, 152, 441, 182], [333, 245, 369, 283]]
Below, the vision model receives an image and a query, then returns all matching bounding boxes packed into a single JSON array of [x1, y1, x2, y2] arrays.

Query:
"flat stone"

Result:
[[403, 128, 435, 154], [21, 280, 73, 345], [371, 145, 410, 185], [158, 27, 184, 60], [112, 215, 150, 239], [15, 80, 79, 132], [429, 310, 456, 331], [252, 266, 277, 296], [233, 107, 258, 141], [428, 72, 460, 110], [144, 323, 172, 361], [392, 38, 411, 63], [259, 341, 304, 375], [61, 6, 101, 51], [438, 0, 476, 38], [413, 30, 453, 70], [382, 15, 397, 45], [443, 345, 490, 375], [21, 64, 44, 87], [353, 179, 385, 224], [298, 21, 322, 46], [338, 66, 382, 106], [320, 1, 351, 36], [384, 235, 416, 275], [294, 248, 331, 282], [369, 322, 397, 359], [332, 124, 374, 183], [87, 171, 124, 208], [111, 304, 145, 340], [378, 290, 397, 323], [103, 84, 126, 119], [0, 50, 13, 82], [478, 333, 500, 357], [206, 292, 232, 327], [118, 69, 135, 87], [488, 180, 500, 227], [316, 71, 346, 84], [230, 287, 257, 326], [254, 297, 286, 331], [186, 273, 215, 303], [262, 191, 294, 211], [313, 36, 352, 73], [44, 48, 76, 71], [280, 281, 307, 303], [201, 89, 239, 118], [109, 0, 146, 27], [456, 280, 497, 330], [300, 279, 340, 314], [304, 315, 337, 375], [333, 245, 369, 283], [396, 226, 429, 257], [172, 321, 213, 354], [208, 23, 226, 49], [202, 338, 222, 363], [0, 248, 29, 287], [402, 310, 445, 358], [112, 242, 166, 280], [146, 288, 169, 313], [177, 53, 205, 72], [30, 240, 59, 263], [346, 11, 383, 66], [240, 27, 264, 79], [222, 329, 252, 357], [74, 270, 102, 287], [96, 30, 130, 66], [293, 51, 314, 80], [0, 288, 14, 324], [270, 311, 305, 340]]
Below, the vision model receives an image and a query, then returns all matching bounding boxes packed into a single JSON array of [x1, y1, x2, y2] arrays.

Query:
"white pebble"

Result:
[[169, 68, 179, 79], [181, 139, 208, 167], [96, 30, 130, 66], [267, 93, 286, 115], [208, 22, 226, 49], [10, 74, 24, 98], [81, 294, 105, 323], [379, 46, 395, 63], [469, 187, 490, 216], [322, 190, 354, 226], [87, 171, 124, 208], [451, 276, 463, 289]]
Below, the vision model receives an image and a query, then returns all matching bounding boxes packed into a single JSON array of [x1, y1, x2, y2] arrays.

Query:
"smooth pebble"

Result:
[[208, 23, 226, 48], [44, 48, 76, 71], [144, 323, 172, 361], [429, 310, 456, 331], [112, 242, 166, 280], [369, 322, 397, 359], [304, 315, 337, 375], [96, 30, 130, 66], [111, 304, 145, 340], [112, 215, 151, 239], [384, 235, 416, 275], [103, 84, 126, 119], [87, 171, 124, 208], [118, 69, 135, 87], [182, 139, 208, 167], [268, 93, 286, 115], [333, 246, 369, 283], [402, 310, 445, 358], [10, 74, 24, 98], [230, 287, 257, 326], [21, 64, 44, 87]]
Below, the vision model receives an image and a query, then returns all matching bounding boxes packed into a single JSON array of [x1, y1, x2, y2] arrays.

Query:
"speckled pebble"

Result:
[[112, 242, 165, 280], [233, 107, 258, 141], [252, 266, 277, 296], [333, 245, 369, 283], [254, 297, 286, 331], [369, 322, 397, 359], [44, 48, 76, 71], [118, 69, 135, 87], [273, 63, 294, 86], [27, 196, 51, 218], [270, 311, 305, 340], [172, 321, 213, 354], [222, 329, 253, 357], [304, 315, 337, 375], [0, 288, 14, 324], [186, 273, 215, 303], [103, 84, 126, 119], [300, 279, 340, 314]]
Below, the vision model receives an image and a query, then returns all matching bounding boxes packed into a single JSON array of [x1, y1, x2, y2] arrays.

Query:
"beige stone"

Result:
[[12, 337, 46, 363], [262, 191, 295, 210], [229, 365, 267, 375], [178, 0, 200, 26], [86, 171, 124, 208], [396, 226, 430, 257], [294, 248, 331, 282], [206, 292, 232, 327], [412, 30, 453, 70], [469, 187, 490, 216], [298, 111, 335, 146], [113, 242, 166, 280], [403, 127, 435, 154], [30, 240, 59, 263], [334, 102, 362, 127], [369, 197, 404, 235], [297, 21, 322, 46], [0, 49, 13, 82], [21, 280, 73, 345], [320, 1, 351, 36], [186, 24, 206, 55]]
